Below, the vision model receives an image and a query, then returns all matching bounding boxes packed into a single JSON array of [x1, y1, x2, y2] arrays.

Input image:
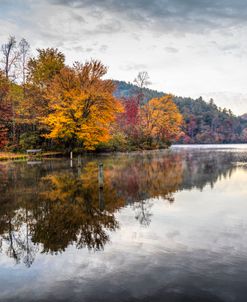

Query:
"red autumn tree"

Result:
[[117, 96, 140, 141]]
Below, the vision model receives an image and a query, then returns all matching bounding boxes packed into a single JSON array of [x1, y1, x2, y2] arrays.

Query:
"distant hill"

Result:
[[114, 80, 247, 144], [240, 113, 247, 121], [114, 80, 165, 101], [200, 91, 247, 116]]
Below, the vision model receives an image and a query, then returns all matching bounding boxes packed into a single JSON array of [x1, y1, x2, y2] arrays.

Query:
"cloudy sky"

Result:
[[1, 0, 247, 114]]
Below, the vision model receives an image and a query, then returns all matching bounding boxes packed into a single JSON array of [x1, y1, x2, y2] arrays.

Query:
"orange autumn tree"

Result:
[[141, 94, 183, 146], [43, 60, 123, 150]]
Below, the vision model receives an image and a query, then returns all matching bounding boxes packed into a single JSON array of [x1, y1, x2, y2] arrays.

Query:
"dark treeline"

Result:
[[115, 80, 247, 144]]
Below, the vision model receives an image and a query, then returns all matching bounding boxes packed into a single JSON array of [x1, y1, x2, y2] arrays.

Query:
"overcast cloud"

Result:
[[1, 0, 247, 114]]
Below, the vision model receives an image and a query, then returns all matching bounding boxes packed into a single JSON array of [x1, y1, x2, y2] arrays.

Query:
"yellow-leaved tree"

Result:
[[141, 94, 183, 145], [43, 60, 123, 150]]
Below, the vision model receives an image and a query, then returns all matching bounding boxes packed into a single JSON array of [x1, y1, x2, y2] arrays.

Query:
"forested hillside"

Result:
[[114, 80, 247, 144]]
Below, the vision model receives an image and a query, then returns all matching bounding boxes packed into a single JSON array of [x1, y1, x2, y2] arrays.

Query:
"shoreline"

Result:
[[2, 143, 247, 162]]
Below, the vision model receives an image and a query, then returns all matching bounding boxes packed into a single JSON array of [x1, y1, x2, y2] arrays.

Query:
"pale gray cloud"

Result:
[[165, 46, 179, 53], [94, 19, 122, 34], [120, 63, 148, 71], [1, 0, 247, 114], [99, 44, 108, 52]]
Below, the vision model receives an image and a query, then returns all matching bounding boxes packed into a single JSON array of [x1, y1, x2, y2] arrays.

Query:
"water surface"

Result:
[[1, 145, 247, 301]]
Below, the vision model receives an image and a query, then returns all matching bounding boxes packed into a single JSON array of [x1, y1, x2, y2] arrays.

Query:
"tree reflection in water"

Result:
[[34, 170, 120, 253], [0, 149, 237, 266]]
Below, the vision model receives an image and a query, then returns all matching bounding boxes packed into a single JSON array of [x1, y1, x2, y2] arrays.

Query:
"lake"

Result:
[[1, 145, 247, 302]]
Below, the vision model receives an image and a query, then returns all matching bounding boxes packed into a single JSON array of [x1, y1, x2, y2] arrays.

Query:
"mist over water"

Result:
[[1, 146, 247, 302]]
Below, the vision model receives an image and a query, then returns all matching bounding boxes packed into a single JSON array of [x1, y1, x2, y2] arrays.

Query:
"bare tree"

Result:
[[134, 71, 151, 107], [1, 36, 20, 80], [19, 38, 30, 85], [134, 71, 151, 89], [0, 36, 29, 145]]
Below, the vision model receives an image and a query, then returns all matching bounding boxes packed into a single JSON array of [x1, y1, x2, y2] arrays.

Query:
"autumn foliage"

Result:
[[141, 95, 183, 143], [0, 36, 183, 152], [110, 94, 183, 150], [43, 61, 123, 150]]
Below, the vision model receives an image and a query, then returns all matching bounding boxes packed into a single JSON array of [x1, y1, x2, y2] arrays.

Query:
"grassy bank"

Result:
[[0, 152, 63, 161], [0, 152, 27, 161]]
